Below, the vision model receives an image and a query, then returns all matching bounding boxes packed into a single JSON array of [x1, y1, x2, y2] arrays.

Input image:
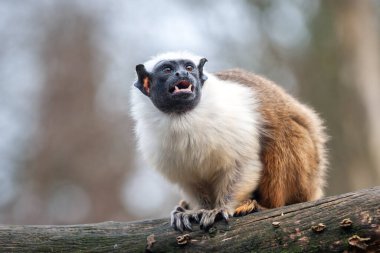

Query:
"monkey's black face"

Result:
[[134, 58, 208, 114], [150, 60, 203, 113]]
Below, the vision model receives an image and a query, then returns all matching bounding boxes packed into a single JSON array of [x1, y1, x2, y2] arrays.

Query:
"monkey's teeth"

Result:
[[173, 84, 193, 93]]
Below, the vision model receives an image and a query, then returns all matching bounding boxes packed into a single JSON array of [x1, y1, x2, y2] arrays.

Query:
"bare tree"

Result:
[[292, 0, 380, 195], [333, 0, 380, 184], [10, 4, 135, 224]]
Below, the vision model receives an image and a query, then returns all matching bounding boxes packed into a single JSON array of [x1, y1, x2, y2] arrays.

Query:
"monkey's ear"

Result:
[[134, 64, 152, 96], [197, 58, 208, 85]]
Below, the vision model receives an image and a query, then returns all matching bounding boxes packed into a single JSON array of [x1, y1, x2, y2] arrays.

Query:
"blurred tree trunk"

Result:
[[295, 0, 379, 196], [333, 0, 380, 185], [9, 5, 135, 224]]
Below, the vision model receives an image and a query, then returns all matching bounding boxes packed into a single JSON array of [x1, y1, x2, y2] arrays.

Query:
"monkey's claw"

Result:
[[199, 208, 229, 231], [170, 204, 230, 232], [170, 205, 201, 232]]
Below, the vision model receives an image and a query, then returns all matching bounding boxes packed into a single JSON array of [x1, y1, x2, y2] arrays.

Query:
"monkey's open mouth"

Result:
[[169, 80, 194, 94]]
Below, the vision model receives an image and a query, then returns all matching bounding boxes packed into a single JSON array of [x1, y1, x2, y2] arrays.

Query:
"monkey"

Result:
[[130, 51, 327, 232]]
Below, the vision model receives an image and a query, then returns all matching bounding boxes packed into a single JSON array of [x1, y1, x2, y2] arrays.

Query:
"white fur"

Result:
[[130, 52, 262, 211], [143, 51, 203, 72]]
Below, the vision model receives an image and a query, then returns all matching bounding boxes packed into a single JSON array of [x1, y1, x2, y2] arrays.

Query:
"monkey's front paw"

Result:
[[170, 205, 201, 232], [199, 208, 229, 231]]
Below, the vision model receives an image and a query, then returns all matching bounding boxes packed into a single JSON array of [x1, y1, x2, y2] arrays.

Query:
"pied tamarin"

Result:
[[130, 52, 327, 231]]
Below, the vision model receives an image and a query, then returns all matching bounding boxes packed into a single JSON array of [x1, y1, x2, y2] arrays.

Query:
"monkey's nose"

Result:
[[175, 71, 188, 78]]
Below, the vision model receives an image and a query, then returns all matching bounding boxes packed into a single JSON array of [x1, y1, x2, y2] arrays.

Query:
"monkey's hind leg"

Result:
[[233, 199, 266, 217], [170, 200, 229, 232]]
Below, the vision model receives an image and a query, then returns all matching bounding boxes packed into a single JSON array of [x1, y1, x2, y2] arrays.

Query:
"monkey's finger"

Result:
[[171, 216, 180, 231], [170, 211, 177, 228], [199, 212, 207, 230], [235, 209, 246, 216], [170, 212, 182, 231], [182, 214, 193, 231], [234, 207, 243, 216], [175, 205, 185, 212], [175, 213, 184, 232], [197, 209, 206, 221], [191, 212, 200, 223], [221, 209, 229, 222], [200, 211, 214, 230], [199, 210, 207, 224]]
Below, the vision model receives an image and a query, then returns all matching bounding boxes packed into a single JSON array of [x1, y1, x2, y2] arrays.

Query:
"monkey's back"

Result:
[[216, 69, 328, 208]]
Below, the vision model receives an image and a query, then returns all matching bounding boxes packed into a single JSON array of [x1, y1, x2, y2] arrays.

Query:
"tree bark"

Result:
[[333, 0, 380, 184], [1, 187, 379, 252]]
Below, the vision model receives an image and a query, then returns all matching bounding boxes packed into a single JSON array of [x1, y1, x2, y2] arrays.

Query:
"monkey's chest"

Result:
[[156, 131, 237, 182], [147, 102, 259, 183]]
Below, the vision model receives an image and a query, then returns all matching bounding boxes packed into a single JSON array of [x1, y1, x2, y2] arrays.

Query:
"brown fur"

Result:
[[216, 69, 328, 209], [234, 199, 265, 216]]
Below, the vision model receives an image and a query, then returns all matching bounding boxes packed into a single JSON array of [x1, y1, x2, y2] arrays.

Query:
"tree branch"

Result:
[[1, 187, 379, 252]]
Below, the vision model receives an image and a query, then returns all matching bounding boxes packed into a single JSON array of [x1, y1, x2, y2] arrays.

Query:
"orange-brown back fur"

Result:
[[216, 69, 328, 208]]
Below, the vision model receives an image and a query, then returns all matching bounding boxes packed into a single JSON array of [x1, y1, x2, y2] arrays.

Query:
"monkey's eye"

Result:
[[186, 65, 194, 72], [163, 67, 173, 74]]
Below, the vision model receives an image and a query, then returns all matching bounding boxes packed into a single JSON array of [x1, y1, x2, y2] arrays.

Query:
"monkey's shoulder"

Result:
[[215, 68, 263, 86], [215, 68, 289, 101], [215, 68, 325, 142]]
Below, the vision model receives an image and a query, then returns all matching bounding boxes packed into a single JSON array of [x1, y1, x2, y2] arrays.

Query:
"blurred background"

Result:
[[0, 0, 379, 225]]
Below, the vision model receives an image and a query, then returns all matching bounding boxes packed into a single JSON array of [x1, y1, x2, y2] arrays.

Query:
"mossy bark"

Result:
[[0, 187, 379, 252]]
